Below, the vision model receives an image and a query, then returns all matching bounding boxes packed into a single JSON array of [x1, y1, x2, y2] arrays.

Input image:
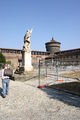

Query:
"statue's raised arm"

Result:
[[26, 29, 33, 39]]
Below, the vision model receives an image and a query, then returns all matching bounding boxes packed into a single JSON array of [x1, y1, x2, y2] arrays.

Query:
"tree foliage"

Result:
[[0, 52, 6, 63]]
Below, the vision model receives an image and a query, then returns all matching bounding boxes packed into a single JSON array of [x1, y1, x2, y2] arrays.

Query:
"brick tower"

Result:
[[45, 37, 61, 55]]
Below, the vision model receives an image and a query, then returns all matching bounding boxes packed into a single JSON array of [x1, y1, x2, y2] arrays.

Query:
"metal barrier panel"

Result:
[[38, 59, 80, 87]]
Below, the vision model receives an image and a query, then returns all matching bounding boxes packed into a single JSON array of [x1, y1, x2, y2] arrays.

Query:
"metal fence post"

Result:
[[38, 59, 40, 87], [46, 64, 47, 77], [56, 61, 58, 81]]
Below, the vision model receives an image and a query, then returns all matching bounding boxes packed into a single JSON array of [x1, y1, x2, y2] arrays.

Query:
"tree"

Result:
[[0, 52, 6, 63]]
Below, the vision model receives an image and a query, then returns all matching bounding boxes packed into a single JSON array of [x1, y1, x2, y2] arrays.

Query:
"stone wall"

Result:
[[0, 48, 22, 68], [0, 48, 48, 69], [0, 47, 80, 69]]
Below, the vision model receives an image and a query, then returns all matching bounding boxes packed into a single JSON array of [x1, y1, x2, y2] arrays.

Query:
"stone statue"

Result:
[[23, 29, 33, 52], [22, 28, 33, 72], [25, 29, 32, 39]]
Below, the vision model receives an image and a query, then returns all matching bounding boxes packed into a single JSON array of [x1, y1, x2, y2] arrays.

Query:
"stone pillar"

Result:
[[22, 29, 33, 72]]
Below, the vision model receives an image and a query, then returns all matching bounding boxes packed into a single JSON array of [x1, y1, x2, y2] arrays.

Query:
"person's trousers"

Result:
[[2, 79, 10, 97]]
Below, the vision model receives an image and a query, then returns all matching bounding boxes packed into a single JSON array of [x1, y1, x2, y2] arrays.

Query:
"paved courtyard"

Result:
[[0, 78, 80, 120]]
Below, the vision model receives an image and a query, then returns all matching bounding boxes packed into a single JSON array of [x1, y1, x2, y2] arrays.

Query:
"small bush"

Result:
[[0, 52, 6, 63], [0, 52, 6, 69]]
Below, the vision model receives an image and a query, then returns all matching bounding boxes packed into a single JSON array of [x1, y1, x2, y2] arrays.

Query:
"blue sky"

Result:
[[0, 0, 80, 51]]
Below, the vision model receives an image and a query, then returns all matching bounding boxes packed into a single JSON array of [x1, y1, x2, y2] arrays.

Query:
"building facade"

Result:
[[0, 37, 80, 68], [54, 48, 80, 65], [45, 38, 80, 65], [0, 48, 48, 68]]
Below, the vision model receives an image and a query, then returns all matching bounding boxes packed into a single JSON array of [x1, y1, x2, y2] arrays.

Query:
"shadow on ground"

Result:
[[41, 87, 80, 108], [0, 87, 2, 96]]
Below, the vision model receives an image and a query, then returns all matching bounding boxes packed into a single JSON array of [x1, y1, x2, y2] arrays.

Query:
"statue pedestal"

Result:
[[22, 29, 33, 73], [23, 50, 33, 72]]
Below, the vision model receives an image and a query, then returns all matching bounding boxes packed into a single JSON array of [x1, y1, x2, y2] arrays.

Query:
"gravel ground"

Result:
[[0, 78, 80, 120]]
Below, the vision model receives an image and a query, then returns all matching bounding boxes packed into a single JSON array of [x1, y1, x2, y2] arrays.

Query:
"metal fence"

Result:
[[38, 59, 80, 87]]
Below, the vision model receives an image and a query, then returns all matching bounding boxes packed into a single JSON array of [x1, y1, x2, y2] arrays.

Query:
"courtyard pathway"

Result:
[[0, 78, 80, 120]]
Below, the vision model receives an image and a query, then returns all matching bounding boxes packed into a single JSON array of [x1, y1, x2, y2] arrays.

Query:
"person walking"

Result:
[[1, 64, 10, 98]]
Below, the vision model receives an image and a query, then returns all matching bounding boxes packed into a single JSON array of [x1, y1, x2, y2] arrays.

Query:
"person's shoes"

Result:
[[2, 95, 6, 98], [1, 93, 6, 98], [3, 96, 6, 98]]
